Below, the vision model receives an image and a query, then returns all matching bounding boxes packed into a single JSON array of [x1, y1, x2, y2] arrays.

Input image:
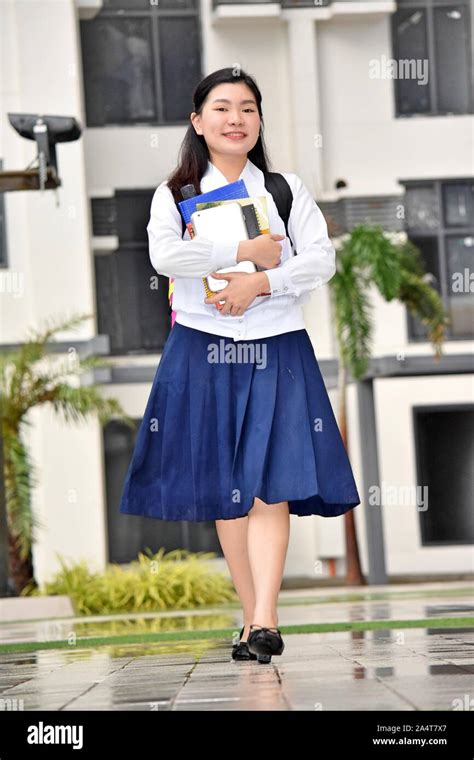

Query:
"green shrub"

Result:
[[22, 548, 237, 615]]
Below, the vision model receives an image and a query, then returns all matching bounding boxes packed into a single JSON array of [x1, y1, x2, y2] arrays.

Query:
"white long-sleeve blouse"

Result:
[[147, 157, 336, 341]]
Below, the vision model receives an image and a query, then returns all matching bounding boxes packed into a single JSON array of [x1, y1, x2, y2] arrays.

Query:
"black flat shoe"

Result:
[[231, 626, 258, 661], [247, 624, 285, 664]]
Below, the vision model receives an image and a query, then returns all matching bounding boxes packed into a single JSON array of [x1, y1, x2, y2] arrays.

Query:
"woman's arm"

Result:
[[147, 181, 242, 278], [262, 174, 336, 298]]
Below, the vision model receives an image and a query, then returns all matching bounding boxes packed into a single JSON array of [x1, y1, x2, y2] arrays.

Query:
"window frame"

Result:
[[80, 3, 203, 127], [412, 403, 474, 547], [93, 187, 172, 355], [391, 0, 474, 117], [400, 177, 474, 342]]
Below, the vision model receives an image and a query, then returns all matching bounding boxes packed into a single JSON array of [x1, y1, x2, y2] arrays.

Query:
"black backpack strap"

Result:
[[174, 171, 296, 252], [263, 172, 296, 254]]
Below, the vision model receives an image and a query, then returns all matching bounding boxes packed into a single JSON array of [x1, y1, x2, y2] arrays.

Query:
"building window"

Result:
[[93, 189, 171, 354], [392, 0, 473, 116], [413, 405, 474, 545], [104, 420, 223, 563], [80, 0, 202, 126], [401, 178, 474, 341]]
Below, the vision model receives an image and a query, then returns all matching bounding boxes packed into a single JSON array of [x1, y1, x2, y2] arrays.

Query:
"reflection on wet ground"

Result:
[[0, 583, 472, 710], [1, 593, 473, 645]]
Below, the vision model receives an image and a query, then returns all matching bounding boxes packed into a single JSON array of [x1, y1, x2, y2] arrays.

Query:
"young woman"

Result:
[[119, 67, 360, 664]]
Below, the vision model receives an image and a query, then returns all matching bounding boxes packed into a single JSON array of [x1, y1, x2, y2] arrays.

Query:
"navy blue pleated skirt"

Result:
[[119, 322, 361, 522]]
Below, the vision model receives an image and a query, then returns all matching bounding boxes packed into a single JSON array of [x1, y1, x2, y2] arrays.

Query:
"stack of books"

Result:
[[171, 179, 272, 316]]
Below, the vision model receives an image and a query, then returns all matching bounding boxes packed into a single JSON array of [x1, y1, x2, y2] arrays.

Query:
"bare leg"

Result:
[[247, 497, 290, 629], [215, 513, 256, 641]]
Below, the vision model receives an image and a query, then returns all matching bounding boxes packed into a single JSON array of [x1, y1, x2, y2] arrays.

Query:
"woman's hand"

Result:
[[204, 271, 270, 316], [237, 233, 285, 270]]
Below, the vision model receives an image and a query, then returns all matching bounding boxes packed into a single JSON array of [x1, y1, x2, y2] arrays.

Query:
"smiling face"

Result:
[[190, 82, 261, 162]]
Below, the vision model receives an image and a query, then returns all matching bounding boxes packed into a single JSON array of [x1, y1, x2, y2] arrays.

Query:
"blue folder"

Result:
[[177, 179, 249, 226]]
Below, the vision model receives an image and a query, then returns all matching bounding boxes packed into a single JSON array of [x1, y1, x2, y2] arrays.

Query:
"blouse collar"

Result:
[[203, 157, 258, 185]]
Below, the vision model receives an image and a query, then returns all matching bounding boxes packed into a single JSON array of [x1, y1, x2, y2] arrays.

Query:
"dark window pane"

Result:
[[94, 190, 171, 353], [91, 197, 118, 237], [415, 237, 442, 290], [159, 17, 201, 121], [81, 17, 156, 126], [157, 0, 198, 7], [392, 9, 430, 114], [434, 6, 471, 113], [116, 190, 152, 245], [103, 0, 150, 7], [405, 186, 439, 231], [104, 0, 198, 8], [104, 420, 222, 564], [407, 237, 441, 339], [446, 235, 474, 337], [104, 420, 183, 563], [415, 407, 474, 545], [95, 247, 170, 354], [104, 0, 198, 5], [443, 183, 474, 227]]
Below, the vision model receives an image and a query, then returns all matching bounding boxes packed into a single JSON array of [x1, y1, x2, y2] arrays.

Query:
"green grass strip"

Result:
[[0, 616, 473, 655]]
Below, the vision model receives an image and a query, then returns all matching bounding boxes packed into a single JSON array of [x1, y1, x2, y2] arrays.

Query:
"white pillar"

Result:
[[286, 16, 325, 197], [1, 0, 108, 583]]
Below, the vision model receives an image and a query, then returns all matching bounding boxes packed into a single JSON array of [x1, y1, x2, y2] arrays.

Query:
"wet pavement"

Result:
[[0, 582, 473, 711]]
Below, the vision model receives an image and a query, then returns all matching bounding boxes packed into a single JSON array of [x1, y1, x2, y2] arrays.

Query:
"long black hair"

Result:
[[167, 67, 272, 203]]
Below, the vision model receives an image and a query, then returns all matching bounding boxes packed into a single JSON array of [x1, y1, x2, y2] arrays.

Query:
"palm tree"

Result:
[[328, 224, 449, 585], [0, 312, 135, 595]]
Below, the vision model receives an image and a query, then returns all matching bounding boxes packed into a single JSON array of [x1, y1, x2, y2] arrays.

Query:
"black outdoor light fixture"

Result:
[[0, 113, 81, 193]]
